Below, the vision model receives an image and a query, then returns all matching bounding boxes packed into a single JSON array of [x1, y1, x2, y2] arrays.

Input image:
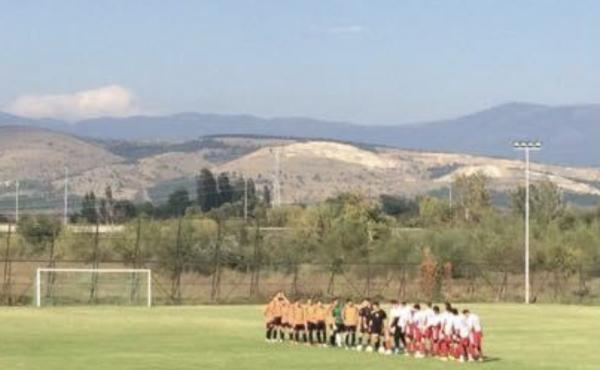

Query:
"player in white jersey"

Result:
[[427, 305, 442, 357], [464, 309, 484, 362], [411, 304, 427, 358], [422, 302, 436, 356], [439, 303, 454, 361], [397, 302, 411, 355], [404, 304, 418, 356], [452, 309, 470, 362]]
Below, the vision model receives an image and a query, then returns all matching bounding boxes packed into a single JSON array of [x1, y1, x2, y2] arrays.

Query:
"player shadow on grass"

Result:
[[481, 356, 500, 363]]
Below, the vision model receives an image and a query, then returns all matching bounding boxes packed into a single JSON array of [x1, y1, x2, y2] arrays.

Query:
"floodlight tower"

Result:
[[512, 140, 542, 304], [269, 147, 282, 207]]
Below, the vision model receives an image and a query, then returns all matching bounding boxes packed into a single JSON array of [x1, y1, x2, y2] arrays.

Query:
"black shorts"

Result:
[[307, 322, 317, 331], [345, 325, 357, 332], [282, 322, 292, 329], [316, 321, 326, 330], [272, 317, 282, 326], [370, 325, 383, 335], [335, 323, 345, 332], [294, 324, 306, 331], [360, 324, 370, 334]]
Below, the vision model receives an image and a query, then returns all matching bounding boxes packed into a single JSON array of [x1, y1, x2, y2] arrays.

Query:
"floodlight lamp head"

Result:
[[512, 140, 542, 150]]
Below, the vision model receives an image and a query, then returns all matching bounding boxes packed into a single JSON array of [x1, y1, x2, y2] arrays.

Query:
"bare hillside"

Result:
[[0, 126, 123, 181], [218, 141, 600, 203], [2, 129, 600, 204]]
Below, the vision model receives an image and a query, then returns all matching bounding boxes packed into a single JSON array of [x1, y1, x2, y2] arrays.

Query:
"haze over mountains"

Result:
[[1, 103, 599, 168]]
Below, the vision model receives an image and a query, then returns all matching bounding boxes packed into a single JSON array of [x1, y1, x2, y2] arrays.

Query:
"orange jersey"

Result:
[[292, 304, 305, 324], [272, 301, 284, 317], [281, 303, 291, 324], [315, 304, 328, 322], [305, 304, 319, 323], [343, 304, 359, 326], [264, 301, 275, 322]]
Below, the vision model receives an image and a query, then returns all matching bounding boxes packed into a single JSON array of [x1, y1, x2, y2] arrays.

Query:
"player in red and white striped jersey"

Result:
[[464, 309, 484, 362]]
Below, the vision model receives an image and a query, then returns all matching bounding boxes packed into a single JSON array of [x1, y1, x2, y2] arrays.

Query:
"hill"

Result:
[[1, 128, 599, 207], [2, 103, 599, 168], [0, 126, 123, 181]]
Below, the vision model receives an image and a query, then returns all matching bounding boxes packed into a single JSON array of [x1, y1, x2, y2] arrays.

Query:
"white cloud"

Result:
[[327, 25, 368, 35], [5, 85, 140, 121]]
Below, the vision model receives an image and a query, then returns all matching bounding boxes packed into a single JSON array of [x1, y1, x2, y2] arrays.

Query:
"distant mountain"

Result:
[[2, 102, 600, 167], [381, 103, 600, 167]]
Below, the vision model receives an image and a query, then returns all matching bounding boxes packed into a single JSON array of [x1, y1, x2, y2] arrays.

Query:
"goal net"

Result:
[[35, 268, 152, 307]]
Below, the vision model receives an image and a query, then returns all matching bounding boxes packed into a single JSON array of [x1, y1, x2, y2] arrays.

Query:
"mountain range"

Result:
[[1, 102, 599, 168]]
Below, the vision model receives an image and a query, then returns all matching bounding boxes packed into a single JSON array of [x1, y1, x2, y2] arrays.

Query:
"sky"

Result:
[[0, 0, 598, 124]]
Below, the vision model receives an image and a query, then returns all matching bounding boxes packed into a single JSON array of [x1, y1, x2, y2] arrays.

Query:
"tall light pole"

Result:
[[15, 180, 19, 224], [513, 140, 542, 304], [64, 166, 69, 225]]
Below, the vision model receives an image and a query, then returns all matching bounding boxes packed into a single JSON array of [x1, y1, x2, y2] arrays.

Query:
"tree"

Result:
[[217, 172, 234, 206], [18, 215, 63, 299], [196, 168, 218, 212], [320, 193, 391, 296], [112, 200, 138, 222], [152, 216, 218, 303], [80, 192, 98, 223], [104, 185, 115, 224], [380, 194, 418, 218], [18, 215, 62, 255], [511, 179, 564, 227], [476, 213, 523, 300], [453, 172, 491, 222], [166, 189, 191, 217], [262, 185, 272, 208], [99, 198, 109, 224], [418, 196, 451, 226]]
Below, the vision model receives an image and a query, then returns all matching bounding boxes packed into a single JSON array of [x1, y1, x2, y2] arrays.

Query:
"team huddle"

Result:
[[264, 293, 484, 363]]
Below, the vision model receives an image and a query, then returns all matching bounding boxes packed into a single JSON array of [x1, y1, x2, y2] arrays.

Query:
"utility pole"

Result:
[[270, 147, 282, 207], [14, 180, 19, 224], [513, 140, 542, 304], [64, 166, 69, 225], [243, 177, 248, 222]]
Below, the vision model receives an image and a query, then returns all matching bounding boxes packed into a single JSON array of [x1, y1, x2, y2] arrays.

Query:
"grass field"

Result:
[[1, 304, 599, 370]]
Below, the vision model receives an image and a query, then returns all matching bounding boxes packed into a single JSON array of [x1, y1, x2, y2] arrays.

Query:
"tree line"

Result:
[[75, 168, 271, 222], [1, 171, 599, 304]]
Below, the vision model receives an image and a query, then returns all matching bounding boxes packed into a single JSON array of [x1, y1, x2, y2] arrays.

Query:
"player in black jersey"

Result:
[[368, 301, 387, 353], [357, 298, 372, 350]]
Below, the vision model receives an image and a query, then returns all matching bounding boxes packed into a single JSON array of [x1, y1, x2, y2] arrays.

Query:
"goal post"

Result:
[[35, 268, 152, 307]]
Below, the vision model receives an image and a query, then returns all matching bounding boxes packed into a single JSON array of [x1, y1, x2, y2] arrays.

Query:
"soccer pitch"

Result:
[[0, 304, 598, 370]]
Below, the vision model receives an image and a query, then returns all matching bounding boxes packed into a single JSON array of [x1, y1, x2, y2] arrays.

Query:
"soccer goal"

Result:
[[35, 268, 152, 307]]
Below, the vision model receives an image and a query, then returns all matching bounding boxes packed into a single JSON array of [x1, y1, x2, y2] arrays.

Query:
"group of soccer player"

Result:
[[264, 292, 484, 363]]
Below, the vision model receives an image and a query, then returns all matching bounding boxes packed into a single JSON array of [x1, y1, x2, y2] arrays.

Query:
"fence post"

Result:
[[89, 222, 100, 303], [147, 269, 152, 308], [36, 268, 41, 307], [210, 218, 223, 303], [171, 217, 183, 304], [249, 217, 261, 298], [129, 218, 143, 303], [46, 228, 57, 299], [2, 224, 13, 305]]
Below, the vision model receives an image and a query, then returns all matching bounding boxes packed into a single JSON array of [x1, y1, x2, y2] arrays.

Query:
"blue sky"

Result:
[[0, 0, 598, 123]]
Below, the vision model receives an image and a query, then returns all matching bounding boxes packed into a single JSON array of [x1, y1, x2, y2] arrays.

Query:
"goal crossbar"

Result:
[[35, 268, 152, 307]]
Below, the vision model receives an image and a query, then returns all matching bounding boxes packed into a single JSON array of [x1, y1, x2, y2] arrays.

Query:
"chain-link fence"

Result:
[[1, 259, 599, 306]]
